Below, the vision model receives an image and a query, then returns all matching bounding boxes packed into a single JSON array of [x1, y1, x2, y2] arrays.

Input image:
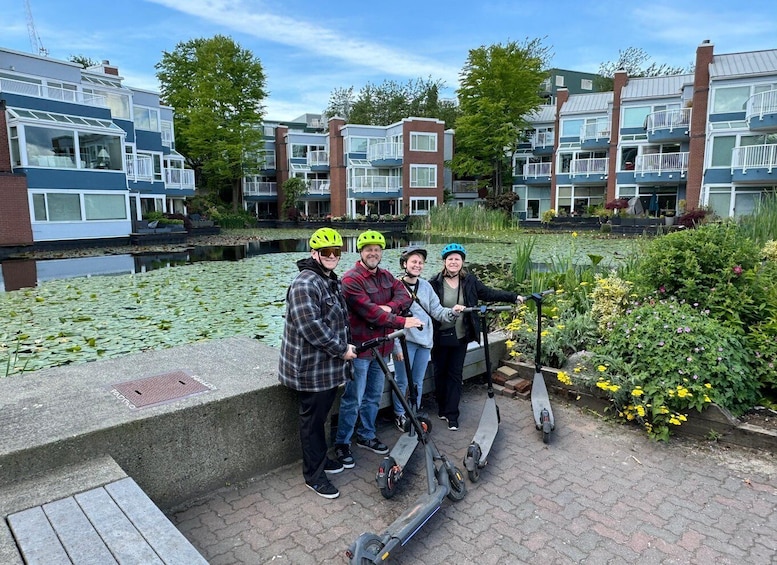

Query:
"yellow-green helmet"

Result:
[[356, 230, 386, 251], [309, 227, 343, 250]]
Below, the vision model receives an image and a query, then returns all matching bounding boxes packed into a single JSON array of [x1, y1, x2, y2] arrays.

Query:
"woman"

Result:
[[391, 247, 464, 431], [428, 243, 523, 430]]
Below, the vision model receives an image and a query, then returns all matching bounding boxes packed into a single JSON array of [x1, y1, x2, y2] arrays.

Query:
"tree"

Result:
[[594, 47, 692, 91], [281, 177, 308, 220], [324, 86, 355, 122], [156, 35, 267, 210], [68, 55, 98, 69], [452, 38, 550, 198]]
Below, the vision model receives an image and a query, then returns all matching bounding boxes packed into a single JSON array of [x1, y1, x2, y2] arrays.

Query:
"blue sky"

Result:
[[4, 0, 777, 121]]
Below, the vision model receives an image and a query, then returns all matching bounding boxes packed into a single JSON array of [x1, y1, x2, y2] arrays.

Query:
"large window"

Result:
[[410, 197, 436, 215], [133, 106, 160, 131], [85, 194, 127, 220], [622, 106, 651, 128], [82, 88, 130, 119], [710, 136, 736, 167], [32, 192, 128, 222], [410, 132, 437, 152], [561, 118, 584, 138], [712, 86, 751, 114], [410, 165, 437, 188]]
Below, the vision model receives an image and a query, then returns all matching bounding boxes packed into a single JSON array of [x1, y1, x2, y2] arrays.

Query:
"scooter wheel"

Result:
[[496, 404, 501, 424], [542, 421, 552, 444], [377, 457, 399, 499], [464, 444, 482, 483], [446, 466, 467, 501], [346, 533, 384, 564]]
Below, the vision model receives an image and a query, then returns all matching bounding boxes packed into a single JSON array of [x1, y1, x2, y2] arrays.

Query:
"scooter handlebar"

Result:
[[460, 304, 515, 314], [527, 289, 555, 303], [355, 329, 406, 353]]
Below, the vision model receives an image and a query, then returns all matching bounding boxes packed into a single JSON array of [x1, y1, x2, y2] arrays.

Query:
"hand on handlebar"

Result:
[[403, 316, 423, 329], [342, 344, 357, 361]]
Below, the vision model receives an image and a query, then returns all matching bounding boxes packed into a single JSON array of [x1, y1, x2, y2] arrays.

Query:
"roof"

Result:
[[526, 105, 556, 123], [710, 49, 777, 80], [561, 92, 613, 115], [622, 74, 694, 101]]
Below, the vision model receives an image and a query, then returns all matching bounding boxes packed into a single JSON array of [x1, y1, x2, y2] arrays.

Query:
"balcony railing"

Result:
[[452, 180, 478, 193], [645, 108, 691, 133], [307, 179, 331, 194], [732, 144, 777, 173], [0, 76, 108, 108], [125, 154, 154, 181], [580, 123, 610, 142], [635, 152, 689, 175], [570, 157, 609, 176], [367, 142, 403, 161], [243, 181, 278, 196], [523, 162, 552, 177], [165, 168, 195, 189], [533, 131, 554, 149], [747, 90, 777, 121], [307, 150, 329, 167], [351, 175, 401, 192]]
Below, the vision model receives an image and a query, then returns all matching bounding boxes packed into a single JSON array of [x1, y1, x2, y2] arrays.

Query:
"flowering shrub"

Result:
[[590, 274, 633, 334], [590, 299, 759, 440], [746, 321, 777, 392], [763, 240, 777, 262]]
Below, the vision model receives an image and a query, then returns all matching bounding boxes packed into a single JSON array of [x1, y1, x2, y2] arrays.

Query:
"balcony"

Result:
[[367, 142, 403, 166], [731, 144, 777, 184], [645, 108, 690, 143], [165, 168, 195, 190], [532, 131, 554, 156], [243, 181, 278, 197], [0, 76, 108, 108], [351, 175, 401, 193], [580, 123, 610, 151], [307, 150, 329, 171], [307, 179, 331, 195], [523, 162, 552, 185], [634, 152, 688, 184], [569, 157, 608, 184], [452, 180, 478, 194], [746, 90, 777, 132], [125, 154, 154, 182]]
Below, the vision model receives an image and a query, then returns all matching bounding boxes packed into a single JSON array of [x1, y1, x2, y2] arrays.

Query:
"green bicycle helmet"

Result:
[[356, 230, 386, 251], [309, 227, 343, 250], [441, 243, 466, 260], [399, 246, 428, 268]]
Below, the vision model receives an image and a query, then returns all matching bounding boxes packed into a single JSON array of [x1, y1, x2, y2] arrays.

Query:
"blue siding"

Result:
[[1, 93, 112, 120], [704, 168, 733, 183], [22, 168, 128, 190], [114, 118, 135, 143], [135, 130, 164, 152]]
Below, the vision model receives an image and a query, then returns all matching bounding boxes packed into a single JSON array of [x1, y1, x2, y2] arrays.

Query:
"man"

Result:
[[279, 227, 357, 499], [333, 230, 422, 468]]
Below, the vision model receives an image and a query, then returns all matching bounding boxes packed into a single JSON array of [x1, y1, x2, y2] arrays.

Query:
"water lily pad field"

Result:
[[1, 233, 636, 377]]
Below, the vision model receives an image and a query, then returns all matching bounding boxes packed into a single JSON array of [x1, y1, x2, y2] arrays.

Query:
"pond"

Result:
[[0, 233, 635, 377]]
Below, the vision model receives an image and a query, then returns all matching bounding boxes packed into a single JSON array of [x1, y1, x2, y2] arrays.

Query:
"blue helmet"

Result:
[[441, 243, 466, 260]]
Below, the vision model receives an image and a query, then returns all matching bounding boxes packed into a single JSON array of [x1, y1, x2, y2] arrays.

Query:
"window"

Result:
[[133, 106, 160, 131], [32, 192, 128, 222], [9, 126, 21, 167], [410, 197, 436, 215], [555, 75, 565, 87], [581, 79, 593, 91], [561, 118, 584, 138], [710, 136, 736, 167], [85, 194, 127, 220], [410, 165, 437, 188], [349, 137, 368, 153], [291, 144, 308, 158], [25, 126, 76, 168], [712, 86, 751, 114], [410, 132, 437, 152], [82, 88, 130, 119], [47, 193, 81, 221], [161, 120, 174, 148], [622, 106, 651, 128]]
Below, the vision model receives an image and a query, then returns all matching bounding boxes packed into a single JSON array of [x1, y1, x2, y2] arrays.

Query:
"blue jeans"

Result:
[[392, 342, 431, 416], [335, 356, 386, 445]]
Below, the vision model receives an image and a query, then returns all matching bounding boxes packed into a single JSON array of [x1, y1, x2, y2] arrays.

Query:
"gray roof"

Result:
[[526, 105, 556, 123], [710, 49, 777, 80], [622, 74, 694, 101], [560, 92, 613, 115]]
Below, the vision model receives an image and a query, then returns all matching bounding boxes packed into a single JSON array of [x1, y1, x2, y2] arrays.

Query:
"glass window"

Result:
[[32, 194, 47, 221], [291, 144, 308, 158], [48, 193, 82, 221], [349, 137, 368, 153], [561, 118, 584, 138], [410, 197, 436, 215], [133, 106, 160, 131], [707, 191, 731, 217], [9, 126, 21, 167], [410, 165, 436, 188], [410, 132, 437, 151], [581, 79, 593, 90], [78, 132, 123, 170], [555, 75, 565, 87], [25, 126, 76, 168], [712, 86, 750, 113], [84, 194, 127, 220], [710, 136, 736, 167], [622, 106, 651, 128]]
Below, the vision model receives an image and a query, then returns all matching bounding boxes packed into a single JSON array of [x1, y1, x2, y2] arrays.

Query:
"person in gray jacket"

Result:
[[391, 247, 464, 431]]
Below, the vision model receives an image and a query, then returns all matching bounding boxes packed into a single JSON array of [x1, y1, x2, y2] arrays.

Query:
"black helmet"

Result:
[[399, 246, 428, 268]]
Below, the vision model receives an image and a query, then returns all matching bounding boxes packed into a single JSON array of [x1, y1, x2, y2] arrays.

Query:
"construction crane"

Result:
[[24, 0, 48, 56]]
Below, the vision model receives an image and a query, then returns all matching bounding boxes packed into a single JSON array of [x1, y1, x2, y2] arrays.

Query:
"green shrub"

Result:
[[590, 274, 633, 334]]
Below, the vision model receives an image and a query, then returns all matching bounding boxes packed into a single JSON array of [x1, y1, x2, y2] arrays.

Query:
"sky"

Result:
[[4, 0, 777, 121]]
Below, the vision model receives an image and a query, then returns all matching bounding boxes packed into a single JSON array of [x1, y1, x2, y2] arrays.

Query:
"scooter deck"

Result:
[[531, 370, 555, 426], [389, 431, 419, 467], [471, 396, 499, 461]]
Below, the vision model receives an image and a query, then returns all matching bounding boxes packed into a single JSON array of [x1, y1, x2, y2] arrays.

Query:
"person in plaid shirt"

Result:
[[279, 228, 357, 499], [333, 230, 422, 468]]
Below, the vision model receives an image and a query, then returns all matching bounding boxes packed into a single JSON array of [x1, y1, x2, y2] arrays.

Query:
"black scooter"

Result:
[[347, 330, 467, 564], [461, 304, 514, 482], [526, 290, 556, 443]]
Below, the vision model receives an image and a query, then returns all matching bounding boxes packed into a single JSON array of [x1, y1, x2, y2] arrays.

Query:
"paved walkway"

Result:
[[171, 385, 777, 564]]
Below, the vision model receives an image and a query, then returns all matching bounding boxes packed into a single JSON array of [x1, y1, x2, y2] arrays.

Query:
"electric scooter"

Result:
[[461, 304, 514, 482], [526, 290, 555, 444], [375, 332, 432, 499], [346, 329, 467, 564]]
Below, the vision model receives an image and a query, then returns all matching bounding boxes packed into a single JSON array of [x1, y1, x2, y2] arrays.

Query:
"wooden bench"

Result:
[[7, 477, 206, 565]]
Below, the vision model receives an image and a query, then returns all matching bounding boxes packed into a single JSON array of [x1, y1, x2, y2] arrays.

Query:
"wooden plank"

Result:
[[75, 487, 164, 565], [43, 497, 118, 565], [6, 506, 71, 565], [105, 478, 207, 565]]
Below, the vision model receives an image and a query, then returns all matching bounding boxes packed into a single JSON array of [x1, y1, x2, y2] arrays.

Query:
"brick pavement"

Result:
[[171, 384, 777, 564]]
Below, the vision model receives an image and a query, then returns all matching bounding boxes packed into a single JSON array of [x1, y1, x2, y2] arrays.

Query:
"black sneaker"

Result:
[[306, 477, 340, 499], [324, 459, 344, 474], [356, 436, 389, 454], [334, 444, 355, 469], [448, 420, 459, 431], [438, 414, 448, 421], [395, 414, 408, 432]]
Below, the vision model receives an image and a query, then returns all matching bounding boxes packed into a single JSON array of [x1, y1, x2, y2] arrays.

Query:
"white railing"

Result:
[[523, 162, 552, 178], [580, 122, 611, 142], [243, 181, 277, 196], [570, 157, 609, 176], [125, 154, 154, 181], [635, 152, 689, 175], [367, 142, 403, 161], [533, 131, 554, 149], [165, 168, 195, 189], [0, 76, 108, 108], [307, 179, 331, 194], [307, 150, 329, 167], [731, 144, 777, 173], [645, 108, 691, 133], [746, 90, 777, 122], [351, 175, 401, 192]]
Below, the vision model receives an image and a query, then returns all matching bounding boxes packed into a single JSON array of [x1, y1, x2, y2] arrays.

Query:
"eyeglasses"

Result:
[[317, 247, 342, 258]]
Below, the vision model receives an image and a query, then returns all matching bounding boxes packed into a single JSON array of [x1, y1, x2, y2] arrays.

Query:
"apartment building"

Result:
[[514, 41, 777, 221], [0, 47, 194, 248]]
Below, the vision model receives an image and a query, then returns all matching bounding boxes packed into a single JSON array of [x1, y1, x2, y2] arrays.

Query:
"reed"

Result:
[[738, 192, 777, 245]]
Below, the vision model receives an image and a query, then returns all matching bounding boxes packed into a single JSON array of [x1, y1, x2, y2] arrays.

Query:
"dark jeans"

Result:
[[431, 338, 469, 423], [298, 387, 338, 484]]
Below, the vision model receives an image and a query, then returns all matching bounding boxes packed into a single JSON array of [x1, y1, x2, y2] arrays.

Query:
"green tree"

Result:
[[156, 35, 267, 210], [594, 47, 692, 91], [68, 55, 98, 69], [452, 38, 550, 197], [281, 177, 308, 220]]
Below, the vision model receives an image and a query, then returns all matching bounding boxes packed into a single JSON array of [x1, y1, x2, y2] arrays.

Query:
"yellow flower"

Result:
[[597, 365, 607, 372], [636, 405, 646, 417], [572, 232, 578, 237], [573, 367, 582, 373], [669, 417, 682, 425], [608, 384, 620, 392], [632, 388, 644, 397], [541, 330, 549, 338], [704, 383, 712, 389], [557, 371, 573, 385], [703, 395, 711, 403], [505, 340, 516, 349], [509, 350, 519, 358], [676, 386, 691, 399], [678, 414, 687, 422]]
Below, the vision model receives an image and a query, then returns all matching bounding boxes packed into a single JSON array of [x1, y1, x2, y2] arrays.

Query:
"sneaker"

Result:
[[306, 477, 340, 499], [438, 414, 448, 421], [355, 436, 389, 455], [395, 414, 408, 432], [334, 444, 355, 469], [448, 420, 459, 431], [324, 459, 344, 475]]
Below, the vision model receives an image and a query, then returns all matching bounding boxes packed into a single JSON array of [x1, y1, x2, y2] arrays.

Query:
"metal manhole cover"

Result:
[[109, 370, 213, 409]]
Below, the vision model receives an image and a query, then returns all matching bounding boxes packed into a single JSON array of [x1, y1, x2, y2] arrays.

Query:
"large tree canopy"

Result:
[[156, 35, 267, 209], [594, 47, 692, 91], [324, 77, 459, 128], [452, 38, 550, 196]]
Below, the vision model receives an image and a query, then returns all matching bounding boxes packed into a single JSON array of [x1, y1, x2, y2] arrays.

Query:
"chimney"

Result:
[[88, 60, 119, 76]]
